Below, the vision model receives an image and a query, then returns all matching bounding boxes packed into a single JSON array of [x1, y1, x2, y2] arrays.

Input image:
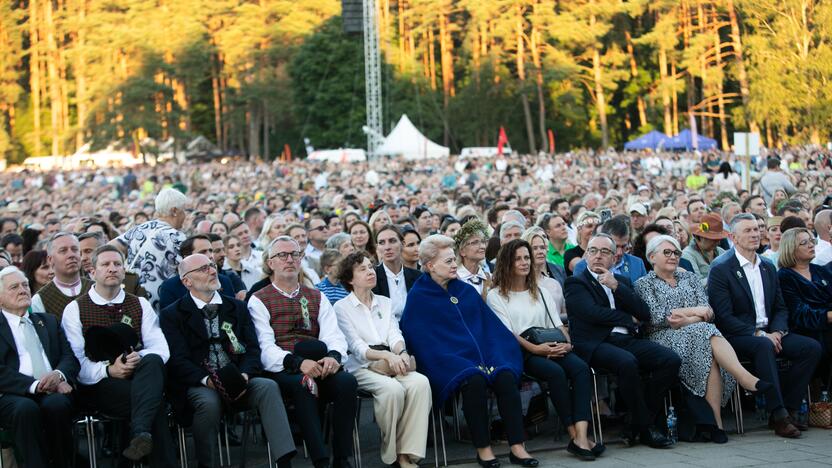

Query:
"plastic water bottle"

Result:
[[755, 394, 767, 421], [666, 406, 677, 443], [821, 391, 830, 403], [798, 399, 809, 427]]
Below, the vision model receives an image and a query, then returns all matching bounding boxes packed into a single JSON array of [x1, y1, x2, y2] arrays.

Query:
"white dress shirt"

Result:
[[813, 238, 832, 266], [333, 292, 405, 372], [588, 270, 628, 335], [735, 250, 768, 329], [457, 264, 488, 295], [383, 263, 408, 320], [30, 281, 82, 314], [248, 284, 347, 373], [62, 288, 170, 385], [2, 310, 57, 393]]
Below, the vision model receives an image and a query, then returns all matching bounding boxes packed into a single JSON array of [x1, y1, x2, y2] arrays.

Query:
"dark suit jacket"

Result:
[[160, 294, 262, 425], [564, 269, 651, 363], [372, 263, 420, 297], [0, 311, 79, 396], [157, 273, 235, 312], [707, 248, 789, 339]]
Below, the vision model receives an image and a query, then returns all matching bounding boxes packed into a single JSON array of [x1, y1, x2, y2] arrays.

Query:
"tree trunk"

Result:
[[438, 7, 454, 146], [659, 43, 672, 135], [29, 0, 42, 156], [74, 0, 87, 149], [530, 24, 547, 153], [726, 0, 756, 132], [592, 47, 609, 149], [713, 27, 728, 150], [624, 30, 647, 128], [262, 102, 269, 160], [516, 5, 535, 154], [427, 29, 436, 90], [210, 51, 223, 150], [247, 103, 260, 160], [44, 0, 63, 155]]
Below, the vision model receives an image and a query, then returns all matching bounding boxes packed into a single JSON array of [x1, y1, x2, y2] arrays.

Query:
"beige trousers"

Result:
[[353, 367, 432, 464]]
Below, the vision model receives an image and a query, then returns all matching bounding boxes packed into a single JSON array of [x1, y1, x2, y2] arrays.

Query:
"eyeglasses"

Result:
[[661, 249, 683, 259], [587, 247, 614, 257], [309, 225, 327, 232], [798, 238, 818, 247], [183, 263, 217, 277], [270, 251, 305, 261], [464, 238, 485, 247]]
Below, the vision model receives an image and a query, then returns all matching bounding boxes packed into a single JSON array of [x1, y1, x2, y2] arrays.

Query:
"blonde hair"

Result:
[[418, 234, 456, 273], [777, 227, 812, 269]]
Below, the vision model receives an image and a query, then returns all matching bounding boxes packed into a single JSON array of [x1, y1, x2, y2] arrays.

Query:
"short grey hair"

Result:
[[0, 266, 26, 294], [418, 234, 455, 273], [720, 202, 741, 222], [588, 233, 616, 250], [267, 235, 299, 254], [645, 235, 681, 265], [521, 226, 548, 245], [46, 231, 78, 255], [500, 209, 527, 226], [154, 188, 190, 216], [500, 221, 525, 240], [729, 213, 756, 232], [325, 232, 352, 250]]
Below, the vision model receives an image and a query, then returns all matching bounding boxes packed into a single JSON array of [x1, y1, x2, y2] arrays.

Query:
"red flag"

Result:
[[497, 126, 509, 156]]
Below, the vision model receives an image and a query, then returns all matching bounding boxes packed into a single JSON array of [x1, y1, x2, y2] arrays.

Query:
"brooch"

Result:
[[450, 296, 458, 304], [699, 222, 710, 233], [822, 279, 828, 287], [736, 271, 743, 279], [121, 315, 133, 326]]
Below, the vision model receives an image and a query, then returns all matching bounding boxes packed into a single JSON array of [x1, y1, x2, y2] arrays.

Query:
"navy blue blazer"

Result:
[[778, 264, 832, 335], [160, 293, 262, 426], [372, 263, 420, 298], [157, 273, 236, 312], [707, 249, 789, 338], [564, 269, 651, 363], [0, 312, 79, 396]]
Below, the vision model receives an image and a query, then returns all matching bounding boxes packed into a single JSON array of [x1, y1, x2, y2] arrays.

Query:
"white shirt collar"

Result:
[[734, 249, 759, 269], [383, 263, 404, 280], [190, 291, 223, 310], [89, 287, 126, 305], [347, 291, 379, 311], [457, 264, 486, 281], [272, 282, 300, 298], [1, 309, 29, 327]]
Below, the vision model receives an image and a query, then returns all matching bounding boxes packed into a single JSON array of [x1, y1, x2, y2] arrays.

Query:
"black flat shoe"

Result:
[[477, 456, 500, 468], [590, 442, 606, 457], [711, 428, 728, 444], [567, 441, 596, 461], [750, 379, 773, 395], [508, 453, 539, 467]]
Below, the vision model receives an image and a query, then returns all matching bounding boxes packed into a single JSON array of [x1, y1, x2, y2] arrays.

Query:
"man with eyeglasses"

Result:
[[565, 234, 681, 449], [160, 254, 296, 468], [573, 216, 648, 284], [304, 214, 330, 275], [62, 245, 176, 465], [249, 236, 356, 468]]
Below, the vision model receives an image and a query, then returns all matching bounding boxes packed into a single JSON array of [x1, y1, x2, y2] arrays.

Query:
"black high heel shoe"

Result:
[[477, 455, 501, 468], [508, 453, 539, 467]]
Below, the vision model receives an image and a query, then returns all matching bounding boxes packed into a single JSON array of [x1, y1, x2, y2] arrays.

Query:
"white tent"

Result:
[[377, 114, 449, 160], [307, 148, 367, 163]]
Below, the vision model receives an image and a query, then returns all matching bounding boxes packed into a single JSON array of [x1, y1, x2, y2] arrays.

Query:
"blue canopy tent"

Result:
[[665, 129, 718, 151], [623, 130, 670, 150]]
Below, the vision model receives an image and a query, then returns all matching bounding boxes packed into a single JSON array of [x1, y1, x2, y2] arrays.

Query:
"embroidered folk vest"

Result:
[[37, 278, 93, 320], [253, 284, 321, 352], [76, 292, 144, 344]]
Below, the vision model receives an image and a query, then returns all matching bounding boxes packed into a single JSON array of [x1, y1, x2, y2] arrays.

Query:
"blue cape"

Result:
[[400, 274, 522, 404]]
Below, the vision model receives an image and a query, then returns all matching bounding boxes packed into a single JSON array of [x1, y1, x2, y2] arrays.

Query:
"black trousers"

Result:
[[0, 392, 75, 468], [459, 370, 525, 448], [78, 354, 177, 467], [727, 333, 822, 412], [525, 353, 592, 427], [589, 333, 681, 428], [269, 370, 357, 463]]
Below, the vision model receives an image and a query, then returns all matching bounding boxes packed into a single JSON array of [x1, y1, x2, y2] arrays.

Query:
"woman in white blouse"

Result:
[[333, 252, 431, 468], [521, 226, 567, 320], [487, 240, 602, 461]]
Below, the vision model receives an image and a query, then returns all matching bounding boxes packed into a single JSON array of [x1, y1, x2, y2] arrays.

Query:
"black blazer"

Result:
[[0, 311, 79, 396], [707, 249, 788, 339], [160, 294, 262, 425], [564, 269, 651, 363], [372, 263, 420, 297]]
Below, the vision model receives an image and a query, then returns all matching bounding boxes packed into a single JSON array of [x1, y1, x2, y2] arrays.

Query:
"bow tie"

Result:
[[467, 276, 483, 286]]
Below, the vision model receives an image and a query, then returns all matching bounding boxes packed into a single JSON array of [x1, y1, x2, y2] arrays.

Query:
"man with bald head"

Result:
[[161, 254, 296, 468], [565, 234, 680, 448], [812, 209, 832, 266], [249, 235, 356, 468]]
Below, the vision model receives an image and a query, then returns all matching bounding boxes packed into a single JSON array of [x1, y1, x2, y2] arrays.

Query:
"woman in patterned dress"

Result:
[[635, 235, 771, 443]]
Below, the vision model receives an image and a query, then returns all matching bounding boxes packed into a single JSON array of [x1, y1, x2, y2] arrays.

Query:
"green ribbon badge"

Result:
[[221, 322, 246, 354], [121, 315, 132, 326], [299, 296, 311, 329]]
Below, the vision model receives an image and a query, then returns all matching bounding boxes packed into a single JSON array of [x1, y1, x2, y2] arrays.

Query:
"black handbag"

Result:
[[519, 289, 567, 344]]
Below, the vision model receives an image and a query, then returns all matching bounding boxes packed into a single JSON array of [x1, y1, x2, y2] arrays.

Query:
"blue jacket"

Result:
[[158, 273, 235, 312], [564, 269, 651, 363], [707, 249, 788, 338], [573, 253, 647, 285], [778, 264, 832, 335]]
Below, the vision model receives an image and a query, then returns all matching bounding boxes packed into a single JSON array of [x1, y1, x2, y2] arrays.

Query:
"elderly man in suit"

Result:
[[565, 234, 680, 448], [161, 254, 296, 468], [708, 213, 821, 438], [0, 266, 79, 467]]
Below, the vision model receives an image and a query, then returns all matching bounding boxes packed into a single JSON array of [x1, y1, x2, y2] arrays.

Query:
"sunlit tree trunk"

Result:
[[44, 0, 63, 155], [29, 0, 42, 156]]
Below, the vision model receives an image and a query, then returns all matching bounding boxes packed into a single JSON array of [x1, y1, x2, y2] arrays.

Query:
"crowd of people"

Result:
[[0, 145, 831, 468]]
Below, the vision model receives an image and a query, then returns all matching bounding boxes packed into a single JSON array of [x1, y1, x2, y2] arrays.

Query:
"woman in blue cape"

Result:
[[400, 234, 537, 468]]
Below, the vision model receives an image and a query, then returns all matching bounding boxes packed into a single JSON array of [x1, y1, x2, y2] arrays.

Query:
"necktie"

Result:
[[20, 317, 49, 379], [203, 304, 219, 320]]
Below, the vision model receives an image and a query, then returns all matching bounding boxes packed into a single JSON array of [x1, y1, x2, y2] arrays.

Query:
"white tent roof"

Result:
[[308, 148, 366, 162], [377, 114, 449, 160]]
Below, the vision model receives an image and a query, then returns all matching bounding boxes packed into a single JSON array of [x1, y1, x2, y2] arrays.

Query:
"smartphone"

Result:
[[600, 209, 612, 224]]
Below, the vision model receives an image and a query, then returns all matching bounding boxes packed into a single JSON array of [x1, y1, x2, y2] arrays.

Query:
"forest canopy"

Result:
[[1, 0, 830, 163]]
